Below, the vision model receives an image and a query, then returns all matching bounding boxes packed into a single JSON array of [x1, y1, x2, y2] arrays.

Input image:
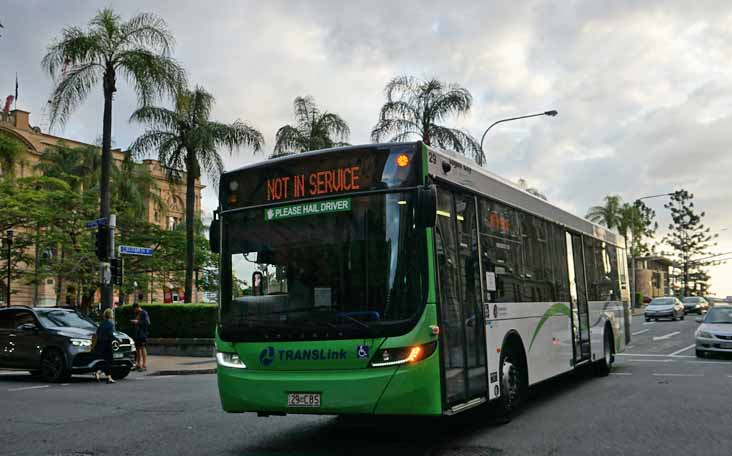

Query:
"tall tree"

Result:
[[618, 201, 658, 257], [0, 133, 23, 179], [663, 190, 718, 296], [130, 86, 264, 303], [371, 76, 481, 162], [586, 195, 623, 230], [42, 8, 185, 309], [274, 96, 350, 154]]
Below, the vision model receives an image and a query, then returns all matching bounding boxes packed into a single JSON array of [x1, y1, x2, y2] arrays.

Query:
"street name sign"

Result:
[[119, 245, 153, 256], [85, 217, 107, 228]]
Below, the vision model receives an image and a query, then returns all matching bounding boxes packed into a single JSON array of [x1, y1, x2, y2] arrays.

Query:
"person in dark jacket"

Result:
[[94, 308, 116, 384], [131, 303, 150, 371]]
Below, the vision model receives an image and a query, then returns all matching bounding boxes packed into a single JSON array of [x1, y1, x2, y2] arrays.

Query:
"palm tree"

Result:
[[0, 133, 23, 179], [42, 8, 185, 308], [112, 153, 164, 220], [586, 195, 623, 230], [371, 76, 481, 161], [34, 142, 99, 191], [274, 96, 350, 154], [130, 86, 264, 303]]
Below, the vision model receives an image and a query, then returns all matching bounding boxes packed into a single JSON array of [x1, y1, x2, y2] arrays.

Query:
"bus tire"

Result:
[[593, 327, 614, 377], [497, 341, 526, 420]]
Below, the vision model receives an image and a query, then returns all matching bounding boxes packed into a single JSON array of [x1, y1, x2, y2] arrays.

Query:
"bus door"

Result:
[[566, 233, 591, 363], [435, 188, 488, 407]]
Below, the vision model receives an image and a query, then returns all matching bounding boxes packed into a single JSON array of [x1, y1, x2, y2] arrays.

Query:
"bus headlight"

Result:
[[216, 351, 247, 369], [370, 341, 437, 367]]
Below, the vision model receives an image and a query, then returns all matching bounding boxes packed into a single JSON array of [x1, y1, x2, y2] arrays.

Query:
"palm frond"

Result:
[[115, 48, 186, 106], [129, 105, 180, 132], [129, 130, 180, 159], [118, 11, 174, 54], [46, 62, 102, 128], [274, 125, 306, 153]]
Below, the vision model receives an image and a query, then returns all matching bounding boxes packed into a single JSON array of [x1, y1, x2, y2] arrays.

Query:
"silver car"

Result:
[[645, 297, 685, 322], [695, 306, 732, 358]]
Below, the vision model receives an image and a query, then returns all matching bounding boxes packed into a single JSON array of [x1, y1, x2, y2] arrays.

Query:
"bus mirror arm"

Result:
[[417, 184, 437, 228], [209, 210, 221, 254]]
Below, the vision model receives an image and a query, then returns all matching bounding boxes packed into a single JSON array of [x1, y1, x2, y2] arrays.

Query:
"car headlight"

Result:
[[697, 330, 714, 338], [70, 338, 92, 347], [216, 351, 247, 369], [369, 341, 438, 367]]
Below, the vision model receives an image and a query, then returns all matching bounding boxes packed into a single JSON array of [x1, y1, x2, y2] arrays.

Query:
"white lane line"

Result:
[[653, 331, 681, 341], [643, 322, 655, 325], [668, 344, 696, 356], [632, 329, 650, 336], [628, 359, 674, 363], [617, 353, 694, 358], [8, 385, 50, 392], [688, 361, 731, 365], [610, 372, 633, 376], [652, 373, 704, 377]]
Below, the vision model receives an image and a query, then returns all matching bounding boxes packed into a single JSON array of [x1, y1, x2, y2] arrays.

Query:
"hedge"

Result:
[[115, 304, 217, 339]]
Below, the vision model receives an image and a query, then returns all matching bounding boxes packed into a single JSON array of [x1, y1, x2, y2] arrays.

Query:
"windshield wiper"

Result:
[[334, 312, 370, 330]]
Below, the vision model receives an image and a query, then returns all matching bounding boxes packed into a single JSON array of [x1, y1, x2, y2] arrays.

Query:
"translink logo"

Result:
[[258, 346, 348, 365]]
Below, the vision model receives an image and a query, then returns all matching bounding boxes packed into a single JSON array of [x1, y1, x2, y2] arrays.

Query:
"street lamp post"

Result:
[[5, 229, 13, 307], [478, 110, 558, 164], [629, 193, 674, 306]]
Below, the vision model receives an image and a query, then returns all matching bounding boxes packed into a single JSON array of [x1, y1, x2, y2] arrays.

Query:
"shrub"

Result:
[[634, 292, 644, 308], [115, 304, 217, 339]]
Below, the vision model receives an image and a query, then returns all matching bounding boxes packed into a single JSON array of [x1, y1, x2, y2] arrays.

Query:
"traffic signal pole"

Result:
[[100, 214, 116, 310]]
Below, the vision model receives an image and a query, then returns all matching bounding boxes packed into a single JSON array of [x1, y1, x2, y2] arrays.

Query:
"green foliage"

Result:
[[115, 303, 217, 338], [586, 195, 623, 230], [42, 8, 185, 128], [371, 76, 481, 163], [586, 195, 658, 257], [663, 189, 718, 296], [635, 292, 643, 308], [0, 133, 24, 178], [130, 85, 263, 303], [274, 96, 350, 154]]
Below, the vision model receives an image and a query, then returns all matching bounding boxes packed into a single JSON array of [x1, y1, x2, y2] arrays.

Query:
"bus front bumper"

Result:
[[217, 354, 442, 416]]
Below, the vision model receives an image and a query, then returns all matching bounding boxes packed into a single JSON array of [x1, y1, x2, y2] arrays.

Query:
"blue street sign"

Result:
[[85, 217, 107, 229], [119, 245, 153, 256]]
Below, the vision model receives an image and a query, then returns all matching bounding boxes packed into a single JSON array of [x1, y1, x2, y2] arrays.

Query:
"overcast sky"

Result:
[[2, 0, 731, 295]]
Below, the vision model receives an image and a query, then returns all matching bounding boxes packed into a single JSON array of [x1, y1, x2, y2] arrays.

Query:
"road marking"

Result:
[[8, 385, 50, 392], [627, 359, 673, 363], [688, 361, 731, 365], [643, 322, 654, 325], [610, 372, 633, 376], [653, 331, 681, 341], [632, 329, 649, 336], [668, 344, 696, 356], [150, 375, 179, 379], [652, 373, 704, 377], [617, 353, 694, 358]]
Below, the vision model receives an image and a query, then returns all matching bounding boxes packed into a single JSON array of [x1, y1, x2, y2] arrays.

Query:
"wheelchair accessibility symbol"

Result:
[[356, 345, 370, 359]]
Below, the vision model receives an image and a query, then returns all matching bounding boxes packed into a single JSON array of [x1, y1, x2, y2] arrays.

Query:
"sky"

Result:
[[1, 0, 731, 296]]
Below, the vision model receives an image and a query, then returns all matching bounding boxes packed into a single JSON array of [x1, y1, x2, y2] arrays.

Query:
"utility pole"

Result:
[[100, 214, 116, 310], [4, 229, 13, 307]]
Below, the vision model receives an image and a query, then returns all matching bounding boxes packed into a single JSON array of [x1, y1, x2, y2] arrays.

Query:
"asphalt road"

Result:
[[2, 314, 731, 456]]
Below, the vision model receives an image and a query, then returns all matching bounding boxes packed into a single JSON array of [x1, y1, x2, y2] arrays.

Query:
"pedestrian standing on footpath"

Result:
[[93, 308, 116, 384], [131, 303, 150, 371]]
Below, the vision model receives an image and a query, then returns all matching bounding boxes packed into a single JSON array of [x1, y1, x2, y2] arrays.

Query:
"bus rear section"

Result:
[[214, 143, 445, 416]]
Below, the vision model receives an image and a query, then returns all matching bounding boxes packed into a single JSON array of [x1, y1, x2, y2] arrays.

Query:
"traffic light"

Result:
[[95, 226, 110, 260], [110, 258, 123, 286]]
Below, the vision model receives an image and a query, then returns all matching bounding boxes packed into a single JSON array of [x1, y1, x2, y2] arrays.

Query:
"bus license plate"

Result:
[[113, 352, 124, 359], [287, 393, 321, 408]]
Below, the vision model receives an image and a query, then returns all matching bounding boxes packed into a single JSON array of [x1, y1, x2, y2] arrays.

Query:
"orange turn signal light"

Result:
[[396, 154, 410, 167]]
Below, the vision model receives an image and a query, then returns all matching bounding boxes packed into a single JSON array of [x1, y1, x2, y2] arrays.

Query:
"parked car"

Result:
[[0, 306, 135, 382], [644, 297, 685, 322], [682, 296, 709, 314], [695, 306, 732, 358]]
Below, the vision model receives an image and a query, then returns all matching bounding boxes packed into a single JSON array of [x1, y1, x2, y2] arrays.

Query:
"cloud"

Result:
[[2, 0, 731, 294]]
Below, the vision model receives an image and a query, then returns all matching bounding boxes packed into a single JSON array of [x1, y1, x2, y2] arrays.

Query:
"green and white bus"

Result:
[[210, 142, 630, 417]]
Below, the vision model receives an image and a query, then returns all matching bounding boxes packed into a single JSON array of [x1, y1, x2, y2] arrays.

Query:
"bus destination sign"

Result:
[[265, 198, 352, 221]]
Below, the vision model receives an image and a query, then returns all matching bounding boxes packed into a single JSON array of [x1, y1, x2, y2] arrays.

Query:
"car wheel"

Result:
[[41, 348, 69, 382], [594, 329, 614, 377], [497, 345, 526, 420], [696, 349, 705, 358], [645, 317, 650, 322], [111, 366, 131, 380]]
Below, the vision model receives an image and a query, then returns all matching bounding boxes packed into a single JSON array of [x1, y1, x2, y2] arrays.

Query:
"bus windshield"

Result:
[[220, 191, 426, 341]]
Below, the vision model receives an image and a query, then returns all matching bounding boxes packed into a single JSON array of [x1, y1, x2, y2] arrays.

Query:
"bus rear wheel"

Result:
[[497, 345, 525, 419], [593, 329, 614, 377]]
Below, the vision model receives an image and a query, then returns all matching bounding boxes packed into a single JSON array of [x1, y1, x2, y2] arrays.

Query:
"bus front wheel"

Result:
[[593, 328, 614, 377]]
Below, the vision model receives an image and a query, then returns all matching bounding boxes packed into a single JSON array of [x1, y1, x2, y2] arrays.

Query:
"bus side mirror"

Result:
[[416, 184, 437, 228], [209, 211, 220, 254]]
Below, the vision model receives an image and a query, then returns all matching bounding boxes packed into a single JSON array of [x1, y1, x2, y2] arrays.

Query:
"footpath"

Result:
[[138, 355, 217, 376]]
